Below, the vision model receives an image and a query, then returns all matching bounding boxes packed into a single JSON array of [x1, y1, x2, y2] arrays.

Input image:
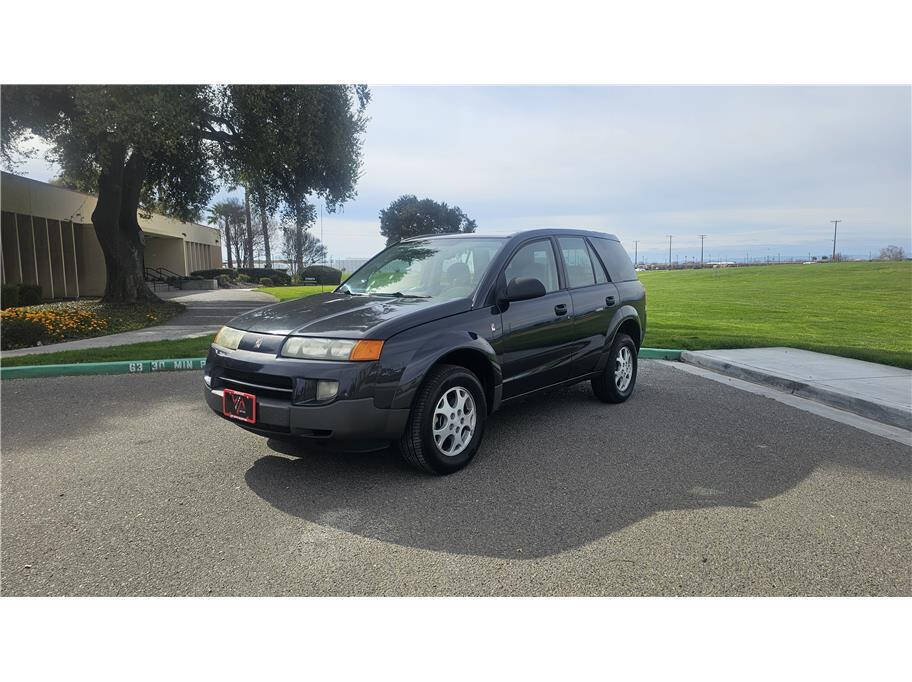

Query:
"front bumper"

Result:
[[205, 386, 410, 441]]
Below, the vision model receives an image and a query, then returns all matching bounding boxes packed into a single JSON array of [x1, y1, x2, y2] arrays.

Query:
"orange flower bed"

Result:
[[0, 305, 108, 342]]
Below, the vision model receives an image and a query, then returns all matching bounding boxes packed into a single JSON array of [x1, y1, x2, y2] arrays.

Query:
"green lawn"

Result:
[[638, 261, 912, 368], [0, 334, 216, 368], [259, 285, 332, 302], [5, 262, 910, 369]]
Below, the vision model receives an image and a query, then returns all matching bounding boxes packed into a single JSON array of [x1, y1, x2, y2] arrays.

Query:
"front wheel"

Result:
[[592, 332, 638, 403], [398, 364, 487, 475]]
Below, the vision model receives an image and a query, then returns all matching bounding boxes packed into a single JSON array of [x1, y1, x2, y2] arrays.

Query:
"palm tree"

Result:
[[207, 198, 245, 269]]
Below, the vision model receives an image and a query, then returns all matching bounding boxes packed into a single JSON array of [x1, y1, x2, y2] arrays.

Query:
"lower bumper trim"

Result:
[[205, 388, 409, 441]]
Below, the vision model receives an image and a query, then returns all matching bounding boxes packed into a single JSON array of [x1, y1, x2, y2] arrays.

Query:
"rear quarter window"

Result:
[[591, 238, 638, 282]]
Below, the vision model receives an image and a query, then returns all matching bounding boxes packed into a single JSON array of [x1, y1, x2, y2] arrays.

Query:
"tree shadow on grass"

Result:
[[244, 364, 911, 559]]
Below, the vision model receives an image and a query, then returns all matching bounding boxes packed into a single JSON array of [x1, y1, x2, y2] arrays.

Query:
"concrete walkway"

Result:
[[1, 289, 276, 358], [681, 347, 912, 430], [156, 288, 276, 327]]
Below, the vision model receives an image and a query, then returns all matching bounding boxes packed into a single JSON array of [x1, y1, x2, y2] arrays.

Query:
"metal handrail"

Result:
[[144, 267, 189, 290]]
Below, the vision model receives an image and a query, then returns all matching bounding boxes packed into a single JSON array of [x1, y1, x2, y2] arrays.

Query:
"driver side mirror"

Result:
[[504, 276, 546, 302]]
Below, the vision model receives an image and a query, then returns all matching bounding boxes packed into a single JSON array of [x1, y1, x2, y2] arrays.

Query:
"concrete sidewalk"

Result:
[[681, 347, 911, 430], [157, 288, 276, 327], [1, 288, 277, 358]]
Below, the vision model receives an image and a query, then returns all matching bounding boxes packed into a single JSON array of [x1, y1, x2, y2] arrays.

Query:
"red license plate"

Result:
[[222, 388, 256, 424]]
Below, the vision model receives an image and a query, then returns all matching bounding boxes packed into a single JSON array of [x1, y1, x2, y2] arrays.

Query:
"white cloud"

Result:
[[7, 86, 910, 261]]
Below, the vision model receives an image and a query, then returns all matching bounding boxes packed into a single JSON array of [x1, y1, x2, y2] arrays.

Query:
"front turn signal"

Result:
[[350, 339, 384, 361]]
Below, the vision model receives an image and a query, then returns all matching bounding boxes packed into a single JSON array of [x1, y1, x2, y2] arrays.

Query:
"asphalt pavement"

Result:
[[1, 361, 909, 596]]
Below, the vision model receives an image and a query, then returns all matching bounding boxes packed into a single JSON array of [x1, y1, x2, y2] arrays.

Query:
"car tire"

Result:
[[398, 364, 487, 475], [592, 332, 638, 403]]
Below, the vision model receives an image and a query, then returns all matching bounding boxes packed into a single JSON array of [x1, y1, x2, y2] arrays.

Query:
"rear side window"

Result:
[[504, 239, 560, 293], [591, 237, 637, 282], [558, 237, 597, 288], [587, 241, 608, 283]]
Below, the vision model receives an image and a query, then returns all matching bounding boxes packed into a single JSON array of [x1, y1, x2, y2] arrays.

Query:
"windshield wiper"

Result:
[[377, 291, 430, 299]]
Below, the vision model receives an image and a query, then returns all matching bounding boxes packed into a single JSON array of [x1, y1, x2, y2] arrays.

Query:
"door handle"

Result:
[[605, 295, 616, 306], [554, 303, 568, 316]]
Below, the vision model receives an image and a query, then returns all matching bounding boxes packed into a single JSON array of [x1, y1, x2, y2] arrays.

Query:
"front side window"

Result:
[[503, 239, 561, 293], [558, 237, 597, 288], [340, 237, 506, 300]]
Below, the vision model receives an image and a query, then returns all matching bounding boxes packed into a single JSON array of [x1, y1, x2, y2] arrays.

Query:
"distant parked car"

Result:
[[204, 229, 646, 474]]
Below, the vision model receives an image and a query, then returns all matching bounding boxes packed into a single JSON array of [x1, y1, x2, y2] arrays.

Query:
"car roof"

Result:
[[401, 228, 620, 243]]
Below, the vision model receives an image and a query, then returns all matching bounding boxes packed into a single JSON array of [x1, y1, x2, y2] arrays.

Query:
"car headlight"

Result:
[[213, 326, 245, 350], [280, 337, 384, 361]]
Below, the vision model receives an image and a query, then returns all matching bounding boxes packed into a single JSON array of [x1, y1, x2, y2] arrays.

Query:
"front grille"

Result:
[[217, 368, 293, 401]]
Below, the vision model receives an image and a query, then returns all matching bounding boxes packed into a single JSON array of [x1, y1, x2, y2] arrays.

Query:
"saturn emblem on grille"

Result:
[[254, 338, 263, 349]]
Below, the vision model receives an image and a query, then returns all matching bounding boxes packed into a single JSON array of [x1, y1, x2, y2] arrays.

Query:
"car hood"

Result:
[[227, 292, 472, 338]]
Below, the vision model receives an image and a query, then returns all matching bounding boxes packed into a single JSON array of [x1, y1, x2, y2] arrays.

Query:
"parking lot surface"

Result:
[[1, 362, 909, 596]]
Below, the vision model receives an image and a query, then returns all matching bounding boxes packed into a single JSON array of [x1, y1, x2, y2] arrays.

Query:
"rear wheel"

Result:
[[592, 332, 638, 403], [398, 364, 487, 475]]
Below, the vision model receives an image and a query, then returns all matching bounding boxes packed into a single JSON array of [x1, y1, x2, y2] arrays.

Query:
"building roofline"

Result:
[[1, 170, 217, 234]]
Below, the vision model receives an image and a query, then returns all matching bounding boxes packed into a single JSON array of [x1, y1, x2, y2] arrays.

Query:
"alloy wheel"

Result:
[[615, 345, 633, 392], [432, 386, 476, 456]]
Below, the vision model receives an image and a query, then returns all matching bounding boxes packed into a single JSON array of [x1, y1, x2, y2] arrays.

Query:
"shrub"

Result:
[[191, 268, 237, 279], [300, 265, 342, 285], [1, 284, 20, 309], [17, 284, 42, 306], [217, 274, 231, 287], [259, 277, 274, 287], [236, 273, 251, 283], [239, 268, 290, 285], [191, 267, 290, 284], [0, 316, 47, 350]]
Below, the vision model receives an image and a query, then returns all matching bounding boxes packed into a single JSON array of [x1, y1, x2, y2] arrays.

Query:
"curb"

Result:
[[637, 348, 682, 360], [0, 347, 684, 380], [0, 358, 206, 380], [680, 350, 911, 431]]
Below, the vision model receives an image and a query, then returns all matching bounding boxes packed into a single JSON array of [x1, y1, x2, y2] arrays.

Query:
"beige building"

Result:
[[1, 171, 221, 298]]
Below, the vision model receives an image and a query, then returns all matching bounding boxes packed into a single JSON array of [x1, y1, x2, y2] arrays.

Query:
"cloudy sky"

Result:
[[14, 85, 911, 263]]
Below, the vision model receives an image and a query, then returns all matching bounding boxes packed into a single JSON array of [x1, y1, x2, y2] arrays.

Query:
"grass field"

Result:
[[639, 261, 912, 368], [260, 285, 332, 302], [0, 335, 216, 368], [5, 262, 910, 369]]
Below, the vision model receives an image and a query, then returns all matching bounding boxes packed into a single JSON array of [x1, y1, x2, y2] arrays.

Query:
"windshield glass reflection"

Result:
[[340, 237, 506, 300]]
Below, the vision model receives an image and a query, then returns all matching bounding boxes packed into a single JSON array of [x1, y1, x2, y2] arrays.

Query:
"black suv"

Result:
[[204, 229, 646, 474]]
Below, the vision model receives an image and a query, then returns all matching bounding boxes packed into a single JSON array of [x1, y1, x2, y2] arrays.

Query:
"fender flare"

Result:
[[389, 331, 501, 412], [596, 306, 642, 372]]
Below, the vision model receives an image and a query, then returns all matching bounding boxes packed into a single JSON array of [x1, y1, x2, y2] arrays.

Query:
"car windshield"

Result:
[[338, 237, 507, 300]]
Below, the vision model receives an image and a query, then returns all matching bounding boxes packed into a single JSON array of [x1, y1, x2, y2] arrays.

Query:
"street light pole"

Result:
[[633, 240, 639, 266], [831, 220, 841, 261], [667, 235, 673, 269], [698, 234, 707, 267]]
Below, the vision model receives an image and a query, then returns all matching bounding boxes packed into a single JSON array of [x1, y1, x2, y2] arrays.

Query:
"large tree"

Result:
[[223, 85, 369, 273], [1, 85, 369, 302], [379, 194, 477, 246]]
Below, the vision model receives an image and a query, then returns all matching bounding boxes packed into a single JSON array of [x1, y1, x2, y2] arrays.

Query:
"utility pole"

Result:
[[698, 234, 707, 267], [831, 220, 841, 262], [633, 240, 639, 266], [666, 235, 673, 269]]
